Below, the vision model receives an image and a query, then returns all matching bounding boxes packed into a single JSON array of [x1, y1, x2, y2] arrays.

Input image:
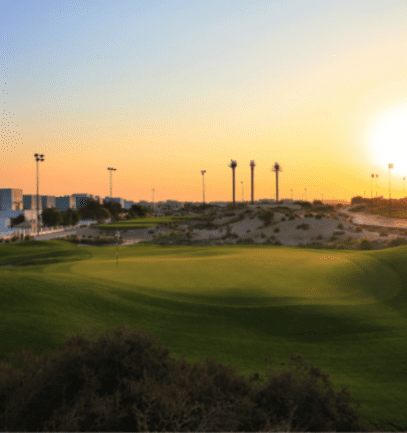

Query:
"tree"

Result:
[[103, 200, 122, 220], [10, 214, 25, 228], [130, 204, 149, 218], [41, 208, 63, 227], [96, 207, 111, 224], [79, 200, 105, 221], [61, 208, 81, 226]]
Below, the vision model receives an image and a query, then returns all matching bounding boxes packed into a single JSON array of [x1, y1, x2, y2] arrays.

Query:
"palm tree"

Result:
[[250, 160, 255, 204], [229, 159, 237, 206], [271, 162, 283, 203]]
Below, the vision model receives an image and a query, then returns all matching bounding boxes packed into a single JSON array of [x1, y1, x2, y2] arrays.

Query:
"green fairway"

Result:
[[0, 241, 406, 431], [94, 215, 205, 230]]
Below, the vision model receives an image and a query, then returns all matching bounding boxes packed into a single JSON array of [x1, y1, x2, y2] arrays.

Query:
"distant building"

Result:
[[41, 195, 56, 209], [104, 197, 125, 207], [0, 188, 23, 211], [23, 194, 42, 210], [56, 196, 77, 211], [123, 200, 134, 209], [70, 194, 94, 209]]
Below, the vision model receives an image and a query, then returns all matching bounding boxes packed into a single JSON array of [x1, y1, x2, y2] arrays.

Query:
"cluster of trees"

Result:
[[39, 200, 152, 228]]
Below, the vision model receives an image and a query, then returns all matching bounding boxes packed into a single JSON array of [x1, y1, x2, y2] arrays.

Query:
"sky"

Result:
[[2, 0, 407, 203]]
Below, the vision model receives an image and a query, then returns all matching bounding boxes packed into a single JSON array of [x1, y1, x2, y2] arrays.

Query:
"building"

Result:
[[56, 196, 77, 212], [0, 188, 23, 211], [41, 195, 56, 209], [71, 194, 94, 209], [123, 200, 134, 210], [104, 197, 125, 207], [23, 194, 42, 210]]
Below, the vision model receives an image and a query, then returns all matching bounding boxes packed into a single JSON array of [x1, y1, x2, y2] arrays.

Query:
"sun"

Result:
[[367, 103, 407, 173]]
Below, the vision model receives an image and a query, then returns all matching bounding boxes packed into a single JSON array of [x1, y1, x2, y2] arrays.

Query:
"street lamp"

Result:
[[34, 153, 44, 236], [375, 174, 379, 198], [107, 167, 117, 198], [389, 163, 394, 217], [250, 160, 255, 204], [201, 170, 206, 208]]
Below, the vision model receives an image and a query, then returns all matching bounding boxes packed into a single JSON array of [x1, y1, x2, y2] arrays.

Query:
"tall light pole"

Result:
[[107, 167, 117, 198], [34, 153, 44, 236], [250, 160, 255, 204], [229, 159, 237, 206], [271, 162, 282, 203], [201, 170, 206, 208], [389, 163, 393, 217], [241, 181, 244, 202], [375, 174, 379, 198]]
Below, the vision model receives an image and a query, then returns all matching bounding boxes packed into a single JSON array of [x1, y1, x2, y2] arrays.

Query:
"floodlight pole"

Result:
[[34, 153, 44, 236], [250, 160, 255, 204], [108, 167, 117, 198], [229, 160, 237, 206], [271, 162, 282, 203], [389, 163, 393, 217], [201, 170, 206, 208], [375, 174, 379, 198]]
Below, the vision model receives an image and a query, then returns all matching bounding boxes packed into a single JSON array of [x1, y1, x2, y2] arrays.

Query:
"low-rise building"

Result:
[[23, 194, 42, 210], [41, 195, 56, 209], [0, 188, 23, 211], [123, 200, 134, 209], [56, 196, 77, 211], [104, 197, 125, 207]]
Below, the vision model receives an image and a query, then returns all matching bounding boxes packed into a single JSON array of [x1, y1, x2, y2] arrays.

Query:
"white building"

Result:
[[56, 196, 77, 211], [0, 188, 23, 211]]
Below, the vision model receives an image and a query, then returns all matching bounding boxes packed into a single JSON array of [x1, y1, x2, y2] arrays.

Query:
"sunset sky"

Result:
[[2, 0, 407, 203]]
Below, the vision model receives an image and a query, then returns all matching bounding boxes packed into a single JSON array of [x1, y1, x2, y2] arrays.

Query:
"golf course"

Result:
[[0, 239, 406, 431]]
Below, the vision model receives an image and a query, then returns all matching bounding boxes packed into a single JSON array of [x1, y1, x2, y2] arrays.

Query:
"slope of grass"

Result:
[[0, 241, 406, 431]]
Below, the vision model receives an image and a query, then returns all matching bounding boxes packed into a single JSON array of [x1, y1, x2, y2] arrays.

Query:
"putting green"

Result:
[[66, 247, 401, 306]]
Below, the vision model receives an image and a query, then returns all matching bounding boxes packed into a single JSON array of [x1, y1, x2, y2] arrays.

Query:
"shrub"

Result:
[[355, 226, 362, 233], [281, 217, 286, 222], [329, 235, 337, 241], [11, 236, 18, 242], [316, 235, 323, 240], [387, 237, 407, 247], [296, 223, 310, 230], [274, 227, 280, 233], [148, 230, 154, 234], [258, 210, 275, 226], [274, 240, 283, 246], [24, 235, 32, 241], [5, 239, 10, 243], [313, 205, 334, 212], [360, 239, 372, 250], [315, 214, 323, 219], [246, 229, 251, 233], [0, 238, 3, 243], [260, 233, 266, 238], [288, 215, 295, 221], [336, 244, 345, 250], [333, 231, 345, 236], [304, 213, 313, 218], [337, 223, 344, 229], [349, 205, 366, 212], [379, 232, 388, 237], [270, 235, 276, 240]]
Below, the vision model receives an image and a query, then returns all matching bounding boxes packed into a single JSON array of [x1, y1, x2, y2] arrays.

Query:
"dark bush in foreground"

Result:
[[0, 321, 374, 432]]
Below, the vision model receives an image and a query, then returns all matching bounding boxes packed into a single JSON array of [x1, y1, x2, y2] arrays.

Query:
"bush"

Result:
[[1, 322, 375, 432], [274, 227, 280, 233], [337, 223, 344, 229], [246, 229, 251, 233], [296, 223, 310, 230], [258, 210, 274, 227], [313, 205, 334, 212], [360, 239, 372, 250], [316, 235, 323, 240], [333, 231, 345, 236], [329, 235, 337, 242], [349, 205, 366, 212], [260, 233, 266, 238], [304, 213, 313, 218], [274, 240, 283, 246], [5, 239, 10, 243], [24, 235, 32, 241], [281, 217, 286, 222], [315, 214, 323, 219], [387, 237, 407, 247], [379, 232, 388, 237], [288, 215, 295, 221], [355, 226, 362, 233]]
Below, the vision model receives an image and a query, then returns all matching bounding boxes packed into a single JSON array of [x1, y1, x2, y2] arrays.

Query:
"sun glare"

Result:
[[368, 103, 407, 172]]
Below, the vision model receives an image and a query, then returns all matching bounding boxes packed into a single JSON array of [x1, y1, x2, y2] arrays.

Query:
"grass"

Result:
[[0, 240, 406, 431], [94, 215, 206, 230]]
